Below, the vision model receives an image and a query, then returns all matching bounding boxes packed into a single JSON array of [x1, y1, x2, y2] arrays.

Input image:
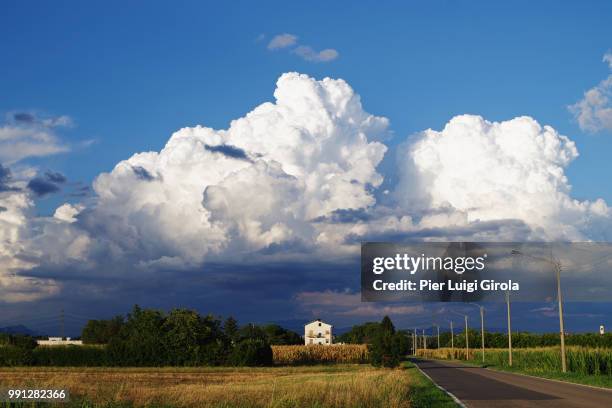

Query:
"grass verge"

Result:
[[403, 361, 459, 407]]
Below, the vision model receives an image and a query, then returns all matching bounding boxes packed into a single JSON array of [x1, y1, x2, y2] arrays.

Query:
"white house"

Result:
[[304, 319, 333, 345]]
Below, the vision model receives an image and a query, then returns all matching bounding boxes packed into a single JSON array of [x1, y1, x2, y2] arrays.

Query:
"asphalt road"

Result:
[[411, 358, 612, 408]]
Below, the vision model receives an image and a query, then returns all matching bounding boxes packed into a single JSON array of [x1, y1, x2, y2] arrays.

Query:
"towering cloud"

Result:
[[395, 115, 609, 240], [19, 73, 388, 277], [2, 73, 611, 305]]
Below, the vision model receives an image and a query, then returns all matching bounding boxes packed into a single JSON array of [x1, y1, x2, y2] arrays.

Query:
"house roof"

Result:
[[305, 319, 333, 327]]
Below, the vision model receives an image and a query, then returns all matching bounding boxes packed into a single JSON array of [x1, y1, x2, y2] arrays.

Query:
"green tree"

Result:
[[262, 324, 302, 345], [81, 316, 124, 344], [223, 316, 239, 343], [368, 316, 403, 368], [381, 315, 395, 335], [107, 305, 165, 366], [228, 338, 273, 366]]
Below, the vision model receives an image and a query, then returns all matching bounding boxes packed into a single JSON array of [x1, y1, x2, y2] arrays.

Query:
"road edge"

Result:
[[418, 356, 612, 393], [411, 360, 467, 408]]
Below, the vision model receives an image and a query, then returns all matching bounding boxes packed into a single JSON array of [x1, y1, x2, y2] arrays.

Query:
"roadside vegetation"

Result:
[[416, 346, 612, 388]]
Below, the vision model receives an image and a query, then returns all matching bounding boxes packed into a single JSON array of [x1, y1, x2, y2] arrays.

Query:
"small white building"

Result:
[[37, 337, 83, 346], [304, 319, 333, 345]]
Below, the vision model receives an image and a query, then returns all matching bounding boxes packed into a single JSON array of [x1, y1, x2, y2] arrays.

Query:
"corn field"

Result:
[[416, 346, 612, 376], [272, 344, 369, 365]]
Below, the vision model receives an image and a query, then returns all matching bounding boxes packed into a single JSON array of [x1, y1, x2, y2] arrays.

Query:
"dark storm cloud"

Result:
[[345, 219, 531, 244], [13, 112, 36, 124], [27, 178, 61, 197], [312, 208, 372, 224], [131, 166, 155, 181], [0, 164, 20, 192], [204, 144, 250, 160], [44, 171, 67, 184], [26, 170, 67, 197]]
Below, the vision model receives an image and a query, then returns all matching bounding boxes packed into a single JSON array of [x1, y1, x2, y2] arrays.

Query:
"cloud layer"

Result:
[[2, 72, 611, 308]]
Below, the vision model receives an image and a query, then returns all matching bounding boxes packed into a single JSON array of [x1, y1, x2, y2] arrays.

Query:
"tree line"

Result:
[[1, 305, 302, 367], [340, 325, 612, 350]]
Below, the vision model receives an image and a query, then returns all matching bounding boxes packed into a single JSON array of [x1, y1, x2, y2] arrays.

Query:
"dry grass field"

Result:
[[0, 365, 414, 407]]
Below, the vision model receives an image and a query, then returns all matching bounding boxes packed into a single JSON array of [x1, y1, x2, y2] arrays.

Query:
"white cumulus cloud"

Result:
[[4, 73, 612, 305], [394, 114, 610, 240], [569, 52, 612, 133], [16, 72, 388, 278]]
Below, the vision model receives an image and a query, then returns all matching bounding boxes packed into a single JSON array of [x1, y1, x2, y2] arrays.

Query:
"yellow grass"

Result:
[[0, 365, 411, 407], [272, 344, 368, 365]]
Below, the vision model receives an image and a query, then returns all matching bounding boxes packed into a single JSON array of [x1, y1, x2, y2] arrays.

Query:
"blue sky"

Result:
[[2, 0, 612, 208], [1, 1, 612, 335]]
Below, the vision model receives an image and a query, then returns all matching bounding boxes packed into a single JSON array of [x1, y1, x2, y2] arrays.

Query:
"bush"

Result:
[[228, 339, 273, 366], [369, 332, 405, 368], [0, 345, 33, 366], [33, 345, 107, 366], [368, 316, 407, 368]]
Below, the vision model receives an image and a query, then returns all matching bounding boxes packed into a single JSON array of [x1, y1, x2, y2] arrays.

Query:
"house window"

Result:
[[318, 322, 321, 327]]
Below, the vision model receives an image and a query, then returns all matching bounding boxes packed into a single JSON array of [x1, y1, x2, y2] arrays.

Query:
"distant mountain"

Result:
[[264, 319, 306, 334], [0, 325, 39, 336]]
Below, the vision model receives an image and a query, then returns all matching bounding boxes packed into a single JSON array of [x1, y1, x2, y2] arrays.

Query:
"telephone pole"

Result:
[[465, 315, 469, 360], [480, 306, 485, 363], [450, 320, 454, 356], [507, 291, 513, 367], [60, 308, 65, 340], [556, 262, 567, 373], [512, 249, 566, 372]]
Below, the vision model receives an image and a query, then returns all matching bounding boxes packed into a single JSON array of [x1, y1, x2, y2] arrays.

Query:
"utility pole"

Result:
[[556, 262, 567, 373], [506, 291, 512, 367], [436, 324, 440, 349], [512, 249, 566, 373], [60, 308, 65, 340], [414, 328, 418, 355], [450, 320, 454, 356], [480, 306, 485, 363], [465, 315, 469, 360], [423, 329, 427, 349]]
